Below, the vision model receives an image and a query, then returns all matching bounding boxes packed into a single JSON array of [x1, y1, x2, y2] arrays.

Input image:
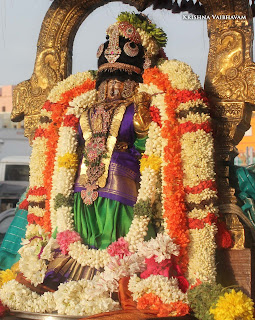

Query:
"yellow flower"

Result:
[[11, 262, 19, 274], [58, 153, 78, 169], [210, 289, 254, 320], [0, 269, 17, 288], [140, 154, 162, 173]]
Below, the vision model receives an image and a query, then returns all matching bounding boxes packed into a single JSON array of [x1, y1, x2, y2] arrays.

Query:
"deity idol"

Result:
[[0, 12, 220, 318]]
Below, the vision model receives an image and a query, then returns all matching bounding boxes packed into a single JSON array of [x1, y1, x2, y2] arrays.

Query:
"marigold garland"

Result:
[[143, 66, 189, 273], [137, 293, 190, 317], [141, 60, 219, 283], [58, 78, 95, 104], [42, 104, 66, 233], [149, 105, 162, 127], [0, 269, 17, 288]]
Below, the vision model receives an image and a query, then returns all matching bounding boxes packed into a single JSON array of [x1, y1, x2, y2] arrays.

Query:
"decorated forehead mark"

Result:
[[104, 25, 122, 63]]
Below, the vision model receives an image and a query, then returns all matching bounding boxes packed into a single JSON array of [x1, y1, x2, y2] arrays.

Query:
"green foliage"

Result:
[[54, 193, 74, 210], [88, 70, 97, 79], [117, 12, 167, 47], [188, 283, 224, 320], [133, 199, 153, 218]]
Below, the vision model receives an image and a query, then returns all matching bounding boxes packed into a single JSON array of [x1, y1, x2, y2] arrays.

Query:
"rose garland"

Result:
[[1, 60, 219, 316]]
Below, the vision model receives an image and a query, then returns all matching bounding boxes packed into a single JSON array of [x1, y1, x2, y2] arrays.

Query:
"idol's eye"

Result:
[[96, 43, 104, 58], [123, 41, 139, 57]]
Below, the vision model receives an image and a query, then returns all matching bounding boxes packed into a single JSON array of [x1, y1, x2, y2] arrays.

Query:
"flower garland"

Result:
[[19, 72, 97, 281], [1, 233, 188, 315], [137, 293, 189, 317], [2, 60, 219, 316], [137, 59, 218, 283]]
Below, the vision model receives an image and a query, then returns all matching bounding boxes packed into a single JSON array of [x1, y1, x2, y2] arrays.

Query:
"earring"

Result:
[[143, 55, 151, 69], [97, 44, 104, 58], [98, 81, 107, 102], [122, 80, 137, 98]]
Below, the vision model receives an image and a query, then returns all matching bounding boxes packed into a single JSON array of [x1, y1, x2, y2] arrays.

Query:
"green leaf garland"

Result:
[[117, 12, 167, 47]]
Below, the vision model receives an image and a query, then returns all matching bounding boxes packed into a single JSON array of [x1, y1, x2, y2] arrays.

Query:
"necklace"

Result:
[[79, 101, 130, 205]]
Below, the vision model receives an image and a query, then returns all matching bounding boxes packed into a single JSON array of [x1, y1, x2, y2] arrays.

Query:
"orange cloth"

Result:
[[118, 276, 139, 310]]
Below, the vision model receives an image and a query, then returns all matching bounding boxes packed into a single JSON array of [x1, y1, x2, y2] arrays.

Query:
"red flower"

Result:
[[63, 114, 79, 129], [43, 100, 53, 111], [184, 179, 217, 194], [27, 214, 44, 226], [179, 121, 212, 135], [19, 198, 29, 210], [0, 299, 9, 317], [28, 187, 47, 196], [140, 256, 189, 293], [34, 128, 46, 139], [188, 213, 217, 230], [140, 256, 173, 279], [149, 105, 162, 127], [215, 220, 233, 249]]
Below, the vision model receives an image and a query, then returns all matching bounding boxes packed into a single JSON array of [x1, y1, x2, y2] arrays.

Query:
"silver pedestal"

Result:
[[4, 311, 85, 320]]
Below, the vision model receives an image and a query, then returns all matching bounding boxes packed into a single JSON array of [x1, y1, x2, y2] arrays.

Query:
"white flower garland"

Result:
[[1, 233, 185, 315], [128, 274, 188, 304], [187, 224, 217, 283], [0, 280, 55, 313]]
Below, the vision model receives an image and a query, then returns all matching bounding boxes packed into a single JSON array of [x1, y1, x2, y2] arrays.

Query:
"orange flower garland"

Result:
[[142, 61, 218, 283], [137, 293, 189, 317], [42, 102, 68, 233], [26, 78, 96, 235], [58, 78, 95, 104], [143, 67, 189, 273]]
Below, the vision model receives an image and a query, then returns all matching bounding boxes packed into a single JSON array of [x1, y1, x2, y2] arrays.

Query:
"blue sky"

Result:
[[0, 0, 210, 86]]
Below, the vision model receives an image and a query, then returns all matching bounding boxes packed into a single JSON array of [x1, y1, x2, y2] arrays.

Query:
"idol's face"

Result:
[[106, 79, 124, 101]]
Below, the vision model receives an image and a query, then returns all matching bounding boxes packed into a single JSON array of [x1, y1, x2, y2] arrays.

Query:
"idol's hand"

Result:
[[133, 92, 152, 138]]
